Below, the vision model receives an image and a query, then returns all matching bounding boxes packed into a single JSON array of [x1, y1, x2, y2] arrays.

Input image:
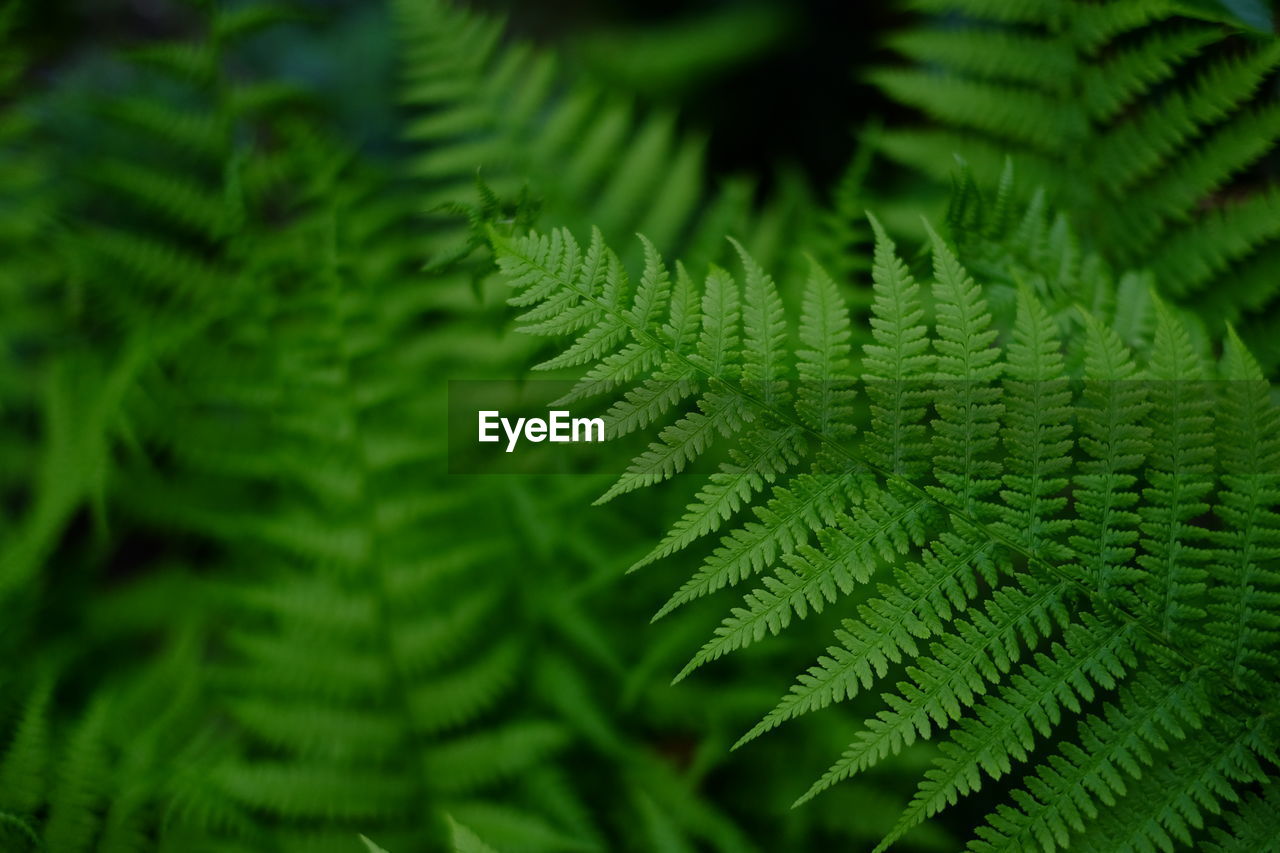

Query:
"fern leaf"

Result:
[[882, 617, 1138, 850], [604, 370, 700, 440], [1105, 105, 1280, 259], [1203, 782, 1280, 853], [733, 237, 788, 405], [625, 235, 674, 335], [923, 219, 1003, 515], [879, 1, 1280, 360], [630, 425, 805, 571], [1092, 42, 1280, 193], [1152, 187, 1280, 302], [992, 288, 1073, 557], [1207, 327, 1280, 685], [422, 721, 571, 795], [887, 28, 1072, 89], [1138, 298, 1214, 638], [652, 469, 861, 617], [863, 214, 933, 476], [409, 641, 524, 735], [796, 260, 855, 438], [967, 669, 1213, 853], [0, 674, 53, 816], [674, 488, 928, 683], [1069, 313, 1150, 605], [737, 525, 987, 748], [1068, 0, 1168, 50], [1080, 27, 1217, 122], [689, 265, 741, 378], [42, 697, 111, 853], [1071, 720, 1269, 853], [869, 70, 1072, 154], [214, 761, 417, 822], [598, 390, 750, 504], [492, 210, 1280, 851], [797, 574, 1070, 807]]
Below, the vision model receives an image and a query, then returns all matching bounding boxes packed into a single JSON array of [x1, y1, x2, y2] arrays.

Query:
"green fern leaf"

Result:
[[878, 1, 1280, 363], [1207, 327, 1280, 685], [493, 190, 1280, 851]]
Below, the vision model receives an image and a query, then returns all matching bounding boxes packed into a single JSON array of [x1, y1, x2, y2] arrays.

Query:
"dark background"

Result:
[[22, 0, 909, 190]]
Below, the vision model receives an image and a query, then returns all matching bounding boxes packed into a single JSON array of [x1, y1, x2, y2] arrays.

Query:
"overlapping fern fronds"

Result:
[[92, 12, 602, 840], [0, 635, 217, 852], [135, 130, 769, 853], [877, 0, 1280, 366], [393, 0, 807, 275], [491, 199, 1280, 849], [75, 1, 810, 848], [57, 1, 309, 332], [0, 1, 137, 609], [160, 159, 593, 852]]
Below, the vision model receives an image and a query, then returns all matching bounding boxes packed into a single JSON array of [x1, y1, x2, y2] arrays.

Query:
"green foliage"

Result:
[[6, 0, 1280, 850], [490, 197, 1280, 849], [877, 0, 1280, 366], [94, 2, 806, 850], [3, 0, 874, 850], [393, 0, 800, 273], [0, 637, 218, 852]]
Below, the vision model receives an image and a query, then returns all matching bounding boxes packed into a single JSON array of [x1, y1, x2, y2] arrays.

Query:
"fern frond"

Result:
[[796, 573, 1071, 807], [1092, 42, 1280, 196], [631, 425, 805, 571], [878, 1, 1280, 363], [43, 698, 112, 852], [967, 669, 1215, 853], [887, 28, 1072, 89], [493, 200, 1280, 851], [1071, 719, 1269, 853], [736, 527, 989, 747], [1207, 327, 1280, 686], [394, 0, 771, 267], [863, 214, 933, 477], [1202, 781, 1280, 853], [0, 673, 53, 816], [674, 487, 928, 683], [420, 721, 571, 796], [884, 616, 1139, 850], [796, 261, 855, 437], [1069, 313, 1150, 605], [1139, 298, 1214, 637], [871, 69, 1073, 155], [125, 123, 608, 847], [991, 288, 1073, 557], [923, 220, 1003, 514], [651, 470, 861, 616]]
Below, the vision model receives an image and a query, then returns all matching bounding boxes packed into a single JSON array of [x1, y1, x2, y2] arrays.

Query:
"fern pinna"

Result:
[[491, 214, 1280, 851], [877, 0, 1280, 369]]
